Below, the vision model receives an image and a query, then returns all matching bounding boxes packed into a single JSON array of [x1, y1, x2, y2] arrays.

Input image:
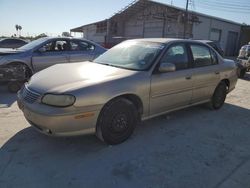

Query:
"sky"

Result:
[[0, 0, 249, 37]]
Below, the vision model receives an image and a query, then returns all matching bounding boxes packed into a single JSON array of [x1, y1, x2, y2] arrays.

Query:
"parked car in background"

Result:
[[0, 37, 106, 92], [0, 38, 28, 48], [198, 40, 224, 56], [17, 39, 238, 145], [237, 43, 250, 78], [238, 43, 250, 59]]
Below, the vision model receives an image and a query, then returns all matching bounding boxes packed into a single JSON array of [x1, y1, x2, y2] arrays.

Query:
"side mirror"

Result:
[[38, 46, 46, 53], [159, 63, 176, 73]]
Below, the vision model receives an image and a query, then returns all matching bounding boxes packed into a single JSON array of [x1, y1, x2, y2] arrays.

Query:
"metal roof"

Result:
[[70, 0, 242, 32]]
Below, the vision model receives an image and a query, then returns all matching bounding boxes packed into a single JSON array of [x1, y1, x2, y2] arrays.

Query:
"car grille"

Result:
[[21, 85, 41, 104]]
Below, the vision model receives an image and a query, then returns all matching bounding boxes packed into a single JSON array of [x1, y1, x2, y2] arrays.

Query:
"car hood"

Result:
[[28, 61, 138, 94], [0, 48, 25, 55]]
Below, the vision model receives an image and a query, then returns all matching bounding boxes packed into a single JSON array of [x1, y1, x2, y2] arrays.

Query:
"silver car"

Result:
[[0, 37, 106, 84], [17, 39, 238, 145], [0, 38, 28, 48]]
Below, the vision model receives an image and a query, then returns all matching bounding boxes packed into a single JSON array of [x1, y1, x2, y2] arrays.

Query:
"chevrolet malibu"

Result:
[[17, 39, 238, 145]]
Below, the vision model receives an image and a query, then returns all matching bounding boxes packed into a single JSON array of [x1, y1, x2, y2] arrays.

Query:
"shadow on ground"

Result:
[[0, 85, 17, 108], [1, 103, 250, 188]]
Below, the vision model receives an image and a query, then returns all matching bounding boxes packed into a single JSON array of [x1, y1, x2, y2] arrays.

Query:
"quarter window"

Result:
[[190, 45, 212, 67], [160, 44, 189, 70]]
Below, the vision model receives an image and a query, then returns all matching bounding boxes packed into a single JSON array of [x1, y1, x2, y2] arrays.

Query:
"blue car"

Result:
[[0, 37, 106, 92]]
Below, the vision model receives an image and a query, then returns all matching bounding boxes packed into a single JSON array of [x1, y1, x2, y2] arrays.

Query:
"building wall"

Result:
[[78, 4, 242, 55], [82, 25, 106, 44], [123, 4, 192, 40], [193, 15, 241, 55], [240, 26, 250, 47]]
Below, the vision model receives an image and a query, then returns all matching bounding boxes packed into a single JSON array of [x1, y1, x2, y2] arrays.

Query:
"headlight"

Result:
[[42, 94, 76, 107]]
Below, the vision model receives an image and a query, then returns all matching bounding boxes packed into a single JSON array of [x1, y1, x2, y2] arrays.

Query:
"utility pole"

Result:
[[183, 0, 189, 39]]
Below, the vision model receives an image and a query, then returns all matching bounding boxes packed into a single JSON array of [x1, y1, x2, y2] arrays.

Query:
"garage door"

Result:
[[225, 31, 239, 56]]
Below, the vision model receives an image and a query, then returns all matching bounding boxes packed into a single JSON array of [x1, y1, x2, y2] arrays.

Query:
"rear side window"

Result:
[[70, 40, 95, 51], [190, 45, 212, 67]]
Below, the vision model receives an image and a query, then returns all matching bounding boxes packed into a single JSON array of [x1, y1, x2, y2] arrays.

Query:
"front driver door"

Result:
[[150, 43, 193, 116], [32, 40, 70, 72]]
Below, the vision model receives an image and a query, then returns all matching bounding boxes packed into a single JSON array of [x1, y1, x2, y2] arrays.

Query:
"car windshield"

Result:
[[18, 37, 48, 50], [94, 41, 165, 71]]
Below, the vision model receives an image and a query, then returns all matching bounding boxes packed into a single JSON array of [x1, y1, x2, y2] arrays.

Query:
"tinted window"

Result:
[[160, 44, 188, 70], [15, 40, 26, 45], [190, 45, 212, 67]]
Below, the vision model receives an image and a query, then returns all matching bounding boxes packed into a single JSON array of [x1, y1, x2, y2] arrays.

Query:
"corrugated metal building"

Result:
[[71, 0, 242, 56]]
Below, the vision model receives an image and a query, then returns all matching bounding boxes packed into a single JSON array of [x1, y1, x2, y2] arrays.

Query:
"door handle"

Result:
[[185, 76, 192, 80]]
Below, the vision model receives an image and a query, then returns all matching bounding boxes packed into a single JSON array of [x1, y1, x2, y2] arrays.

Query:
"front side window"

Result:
[[40, 40, 69, 52], [94, 40, 165, 71], [160, 44, 189, 70], [190, 45, 212, 67]]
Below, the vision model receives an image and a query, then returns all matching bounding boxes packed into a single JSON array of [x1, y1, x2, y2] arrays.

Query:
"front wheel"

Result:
[[96, 98, 138, 145], [209, 82, 227, 110]]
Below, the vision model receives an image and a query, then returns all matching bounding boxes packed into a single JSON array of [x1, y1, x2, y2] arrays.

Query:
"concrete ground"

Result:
[[0, 73, 250, 188]]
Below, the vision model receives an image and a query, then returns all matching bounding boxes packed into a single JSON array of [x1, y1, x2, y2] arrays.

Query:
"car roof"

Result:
[[195, 40, 215, 43], [126, 38, 211, 45], [43, 36, 87, 40], [0, 38, 27, 42]]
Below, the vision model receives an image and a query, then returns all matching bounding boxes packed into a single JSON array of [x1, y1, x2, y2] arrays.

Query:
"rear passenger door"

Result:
[[68, 40, 96, 62], [189, 44, 220, 103]]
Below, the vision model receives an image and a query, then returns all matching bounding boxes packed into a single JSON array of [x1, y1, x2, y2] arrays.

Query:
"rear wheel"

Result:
[[96, 98, 138, 145], [209, 82, 227, 110]]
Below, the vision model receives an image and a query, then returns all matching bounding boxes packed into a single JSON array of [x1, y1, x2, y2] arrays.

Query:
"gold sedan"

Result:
[[17, 39, 238, 145]]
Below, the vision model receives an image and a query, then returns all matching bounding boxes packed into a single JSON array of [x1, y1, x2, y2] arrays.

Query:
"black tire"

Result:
[[209, 82, 227, 110], [96, 98, 138, 145], [8, 81, 23, 93], [8, 63, 33, 80]]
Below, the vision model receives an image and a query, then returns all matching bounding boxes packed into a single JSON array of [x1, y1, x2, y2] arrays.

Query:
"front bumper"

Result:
[[17, 92, 101, 137], [237, 58, 250, 69]]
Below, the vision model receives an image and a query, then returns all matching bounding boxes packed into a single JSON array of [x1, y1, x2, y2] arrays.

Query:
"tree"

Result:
[[62, 32, 71, 37], [18, 25, 22, 36], [15, 24, 19, 36], [34, 33, 48, 40], [15, 24, 23, 37]]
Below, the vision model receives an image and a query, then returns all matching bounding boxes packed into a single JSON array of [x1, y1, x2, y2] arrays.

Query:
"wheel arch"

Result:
[[98, 93, 144, 122], [7, 61, 33, 77], [220, 79, 230, 91]]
